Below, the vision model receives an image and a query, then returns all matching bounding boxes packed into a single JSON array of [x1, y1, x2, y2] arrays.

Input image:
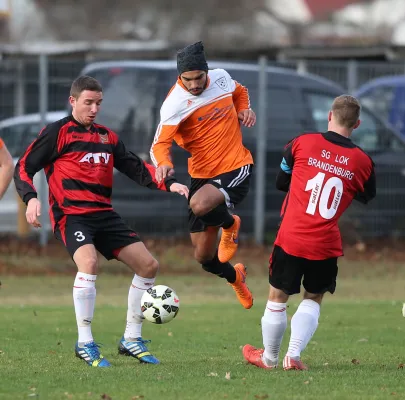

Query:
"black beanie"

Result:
[[177, 41, 208, 75]]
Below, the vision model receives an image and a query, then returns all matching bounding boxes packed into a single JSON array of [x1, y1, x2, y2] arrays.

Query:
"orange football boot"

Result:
[[229, 263, 253, 309], [283, 356, 308, 371], [242, 345, 277, 369]]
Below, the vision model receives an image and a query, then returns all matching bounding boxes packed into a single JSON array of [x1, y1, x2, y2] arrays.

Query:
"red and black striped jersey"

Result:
[[14, 115, 177, 231], [274, 131, 376, 260]]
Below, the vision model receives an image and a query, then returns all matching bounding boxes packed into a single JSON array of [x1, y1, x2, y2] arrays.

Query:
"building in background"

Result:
[[3, 0, 404, 52], [0, 0, 10, 41]]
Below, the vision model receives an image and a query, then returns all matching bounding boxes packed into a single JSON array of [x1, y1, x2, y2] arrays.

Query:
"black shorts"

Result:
[[54, 210, 141, 260], [269, 245, 338, 295], [188, 164, 253, 233]]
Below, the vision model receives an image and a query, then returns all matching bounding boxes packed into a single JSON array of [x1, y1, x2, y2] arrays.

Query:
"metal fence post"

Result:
[[15, 58, 31, 238], [254, 55, 267, 245], [14, 59, 25, 116], [296, 59, 308, 75], [347, 59, 358, 94], [38, 53, 49, 247]]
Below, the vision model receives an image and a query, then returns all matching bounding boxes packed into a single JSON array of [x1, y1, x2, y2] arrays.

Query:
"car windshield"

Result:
[[359, 85, 394, 122], [306, 92, 405, 152], [0, 122, 40, 158], [87, 67, 176, 158]]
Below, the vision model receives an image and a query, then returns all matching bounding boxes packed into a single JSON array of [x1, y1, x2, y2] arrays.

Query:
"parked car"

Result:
[[3, 64, 403, 238], [305, 91, 405, 237], [355, 75, 405, 137], [76, 60, 405, 238], [0, 111, 67, 232]]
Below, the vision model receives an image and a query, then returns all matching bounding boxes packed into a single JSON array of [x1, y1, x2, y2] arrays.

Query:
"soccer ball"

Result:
[[141, 285, 180, 324]]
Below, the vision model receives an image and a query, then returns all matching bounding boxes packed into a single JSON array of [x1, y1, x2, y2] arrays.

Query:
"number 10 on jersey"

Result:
[[305, 172, 343, 219]]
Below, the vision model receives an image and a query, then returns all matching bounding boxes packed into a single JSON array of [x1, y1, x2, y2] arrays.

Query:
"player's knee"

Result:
[[198, 250, 218, 273], [196, 254, 213, 265], [194, 248, 215, 264], [143, 257, 159, 277], [268, 285, 289, 303], [303, 292, 323, 304], [189, 196, 211, 217], [76, 255, 98, 274]]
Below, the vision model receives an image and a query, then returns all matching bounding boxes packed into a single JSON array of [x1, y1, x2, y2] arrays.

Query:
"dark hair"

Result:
[[70, 75, 102, 98]]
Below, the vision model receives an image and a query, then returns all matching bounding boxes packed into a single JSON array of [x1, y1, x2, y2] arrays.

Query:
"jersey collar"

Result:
[[69, 114, 97, 133], [322, 131, 356, 148]]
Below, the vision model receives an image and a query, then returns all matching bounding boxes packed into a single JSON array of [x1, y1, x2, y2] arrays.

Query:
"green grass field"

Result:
[[1, 270, 405, 400]]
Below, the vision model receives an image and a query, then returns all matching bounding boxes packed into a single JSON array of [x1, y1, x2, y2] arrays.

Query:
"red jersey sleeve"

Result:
[[354, 156, 376, 204], [112, 138, 176, 191], [14, 124, 60, 204]]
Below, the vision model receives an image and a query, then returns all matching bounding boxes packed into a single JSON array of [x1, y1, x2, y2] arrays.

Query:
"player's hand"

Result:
[[169, 183, 189, 198], [238, 109, 256, 128], [26, 198, 42, 228], [156, 165, 173, 183]]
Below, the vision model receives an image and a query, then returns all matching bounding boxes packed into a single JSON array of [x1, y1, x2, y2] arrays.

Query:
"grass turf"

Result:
[[1, 274, 405, 399]]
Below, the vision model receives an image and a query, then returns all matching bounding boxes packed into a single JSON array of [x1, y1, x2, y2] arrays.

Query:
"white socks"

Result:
[[261, 299, 320, 365], [73, 272, 97, 345], [262, 301, 287, 366], [124, 275, 155, 340], [73, 273, 156, 345], [286, 299, 320, 359]]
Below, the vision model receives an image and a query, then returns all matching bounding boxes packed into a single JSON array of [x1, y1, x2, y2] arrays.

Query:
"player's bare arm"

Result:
[[238, 109, 256, 128], [112, 139, 183, 193], [232, 79, 255, 127], [156, 165, 175, 183], [169, 182, 189, 198], [0, 141, 14, 199], [26, 197, 42, 228], [150, 123, 178, 183]]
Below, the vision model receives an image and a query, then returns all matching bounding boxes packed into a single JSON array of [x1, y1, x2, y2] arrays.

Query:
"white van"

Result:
[[0, 111, 67, 232]]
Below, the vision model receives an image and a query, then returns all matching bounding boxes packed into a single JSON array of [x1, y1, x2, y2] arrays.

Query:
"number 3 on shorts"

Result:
[[74, 231, 86, 242], [305, 172, 343, 219]]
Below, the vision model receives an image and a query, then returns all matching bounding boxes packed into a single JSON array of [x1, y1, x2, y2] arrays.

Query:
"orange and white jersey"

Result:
[[150, 68, 253, 178], [0, 137, 4, 149]]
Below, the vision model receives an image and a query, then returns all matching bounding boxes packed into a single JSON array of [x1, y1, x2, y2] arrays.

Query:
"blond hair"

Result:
[[331, 95, 361, 129]]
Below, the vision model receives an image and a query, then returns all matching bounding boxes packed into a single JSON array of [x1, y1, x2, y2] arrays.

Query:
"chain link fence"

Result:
[[282, 59, 405, 93], [1, 55, 405, 243]]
